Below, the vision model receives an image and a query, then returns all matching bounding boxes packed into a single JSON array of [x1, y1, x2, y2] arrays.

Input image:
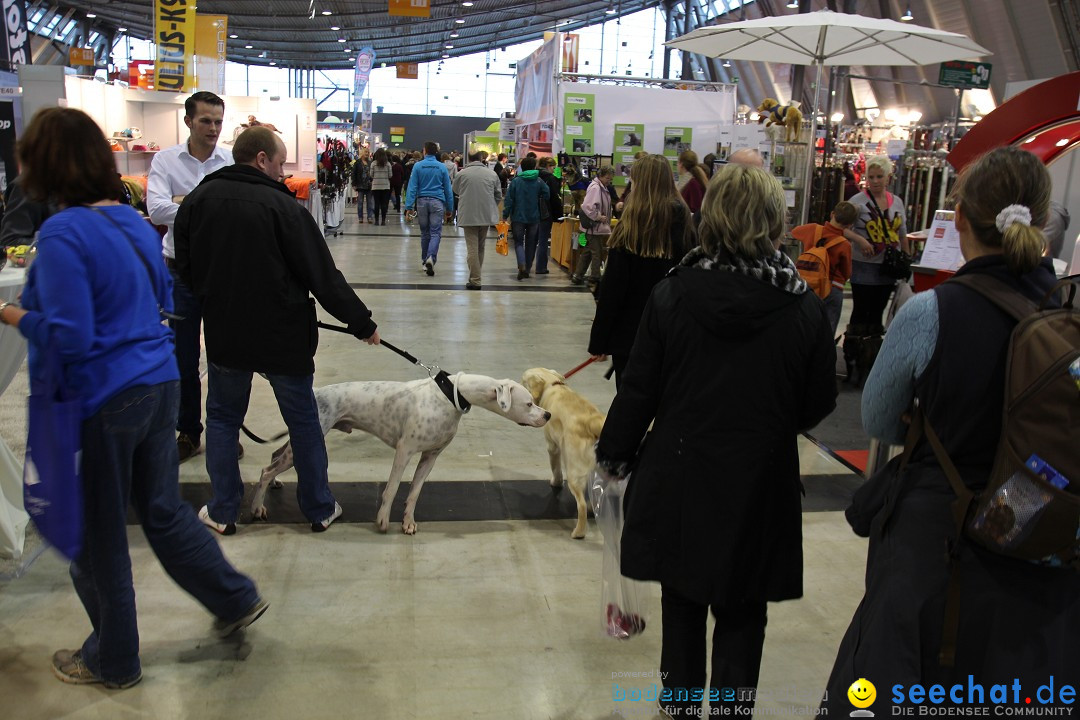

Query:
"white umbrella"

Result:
[[666, 9, 991, 222]]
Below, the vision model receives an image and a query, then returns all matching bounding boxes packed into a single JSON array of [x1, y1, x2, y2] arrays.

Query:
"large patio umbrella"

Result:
[[666, 9, 990, 223]]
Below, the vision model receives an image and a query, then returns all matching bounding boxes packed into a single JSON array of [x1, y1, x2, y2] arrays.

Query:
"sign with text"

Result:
[[390, 126, 405, 135], [353, 46, 376, 124], [388, 0, 430, 18], [563, 93, 595, 155], [396, 62, 418, 79], [0, 0, 31, 69], [663, 127, 692, 170], [938, 60, 992, 90], [69, 48, 95, 66], [154, 0, 196, 92], [194, 14, 228, 94], [611, 123, 643, 187]]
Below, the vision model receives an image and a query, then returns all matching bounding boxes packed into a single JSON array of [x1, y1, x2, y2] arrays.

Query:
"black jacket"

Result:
[[596, 265, 836, 605], [538, 169, 563, 222], [175, 164, 376, 375]]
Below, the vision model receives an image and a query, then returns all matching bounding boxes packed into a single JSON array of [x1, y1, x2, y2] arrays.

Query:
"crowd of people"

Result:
[[0, 90, 1074, 713]]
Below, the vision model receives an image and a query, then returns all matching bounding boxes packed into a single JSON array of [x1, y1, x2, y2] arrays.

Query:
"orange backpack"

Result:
[[796, 225, 844, 299]]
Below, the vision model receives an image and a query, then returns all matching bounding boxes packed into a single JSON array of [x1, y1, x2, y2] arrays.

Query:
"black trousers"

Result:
[[660, 585, 768, 718], [849, 282, 894, 329], [611, 353, 629, 390]]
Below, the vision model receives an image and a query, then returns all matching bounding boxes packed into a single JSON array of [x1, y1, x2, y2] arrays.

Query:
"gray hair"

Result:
[[699, 163, 786, 259]]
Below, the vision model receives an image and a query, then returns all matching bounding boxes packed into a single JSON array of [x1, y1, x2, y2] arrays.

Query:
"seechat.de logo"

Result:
[[849, 678, 878, 717]]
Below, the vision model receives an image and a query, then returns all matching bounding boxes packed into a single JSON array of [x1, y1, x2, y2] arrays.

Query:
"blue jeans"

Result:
[[357, 189, 374, 220], [168, 268, 203, 439], [205, 364, 336, 524], [536, 219, 553, 273], [72, 381, 259, 684], [823, 286, 843, 337], [512, 221, 539, 268], [416, 197, 445, 263]]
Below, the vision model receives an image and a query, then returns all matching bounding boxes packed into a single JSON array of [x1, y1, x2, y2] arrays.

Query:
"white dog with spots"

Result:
[[251, 374, 550, 534]]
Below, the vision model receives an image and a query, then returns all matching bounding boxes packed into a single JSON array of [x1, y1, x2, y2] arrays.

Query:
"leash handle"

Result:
[[563, 355, 599, 379]]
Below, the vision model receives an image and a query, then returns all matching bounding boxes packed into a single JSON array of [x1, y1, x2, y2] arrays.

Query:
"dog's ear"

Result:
[[495, 380, 513, 412]]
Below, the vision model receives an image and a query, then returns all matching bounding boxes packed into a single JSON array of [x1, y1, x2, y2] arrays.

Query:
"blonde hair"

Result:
[[678, 149, 709, 188], [951, 146, 1049, 274], [865, 155, 893, 176], [609, 154, 695, 258], [699, 163, 786, 260]]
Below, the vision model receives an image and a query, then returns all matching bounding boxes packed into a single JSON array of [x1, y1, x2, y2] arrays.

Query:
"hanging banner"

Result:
[[361, 97, 373, 134], [563, 93, 595, 156], [352, 46, 376, 124], [396, 62, 418, 79], [0, 0, 30, 69], [0, 98, 16, 194], [194, 14, 228, 94], [561, 34, 579, 74], [663, 126, 692, 169], [388, 0, 430, 18], [69, 48, 95, 67], [611, 123, 643, 187], [154, 0, 197, 92]]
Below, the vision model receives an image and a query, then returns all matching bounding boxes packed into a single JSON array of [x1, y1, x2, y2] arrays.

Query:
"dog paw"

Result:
[[252, 506, 268, 521], [402, 519, 417, 535], [376, 514, 390, 533], [270, 479, 284, 489], [572, 527, 587, 540], [549, 478, 564, 492]]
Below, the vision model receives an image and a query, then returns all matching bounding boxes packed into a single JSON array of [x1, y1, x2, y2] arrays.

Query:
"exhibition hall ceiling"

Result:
[[43, 0, 662, 70]]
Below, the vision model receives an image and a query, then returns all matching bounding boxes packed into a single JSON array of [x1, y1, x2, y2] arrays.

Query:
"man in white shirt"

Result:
[[147, 91, 233, 462]]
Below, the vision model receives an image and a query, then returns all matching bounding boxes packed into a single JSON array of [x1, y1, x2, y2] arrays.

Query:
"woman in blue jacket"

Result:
[[0, 108, 265, 690], [502, 156, 550, 281]]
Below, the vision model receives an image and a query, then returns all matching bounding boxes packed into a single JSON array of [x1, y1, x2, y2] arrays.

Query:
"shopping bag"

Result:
[[590, 469, 649, 639], [495, 220, 510, 256], [23, 344, 83, 560]]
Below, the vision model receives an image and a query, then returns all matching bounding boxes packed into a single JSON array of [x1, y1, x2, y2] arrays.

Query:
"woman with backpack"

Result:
[[587, 154, 696, 387], [821, 146, 1079, 710], [842, 155, 910, 386]]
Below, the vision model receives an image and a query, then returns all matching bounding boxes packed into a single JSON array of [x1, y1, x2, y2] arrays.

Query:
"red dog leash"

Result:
[[563, 356, 599, 379]]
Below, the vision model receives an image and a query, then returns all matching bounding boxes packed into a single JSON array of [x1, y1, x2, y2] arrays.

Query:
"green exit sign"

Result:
[[939, 61, 992, 90]]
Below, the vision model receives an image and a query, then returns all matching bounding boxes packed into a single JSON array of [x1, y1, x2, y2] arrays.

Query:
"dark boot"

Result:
[[855, 325, 885, 389], [517, 264, 527, 281], [842, 324, 866, 384]]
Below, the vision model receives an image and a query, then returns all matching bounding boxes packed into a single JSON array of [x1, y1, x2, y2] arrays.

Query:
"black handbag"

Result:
[[882, 245, 913, 280]]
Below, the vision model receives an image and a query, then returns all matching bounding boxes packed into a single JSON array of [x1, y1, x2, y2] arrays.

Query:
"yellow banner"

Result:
[[389, 0, 431, 18], [195, 14, 228, 94], [154, 0, 197, 92]]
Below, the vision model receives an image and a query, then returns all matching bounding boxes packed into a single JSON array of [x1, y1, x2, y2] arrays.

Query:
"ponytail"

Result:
[[1001, 223, 1044, 274]]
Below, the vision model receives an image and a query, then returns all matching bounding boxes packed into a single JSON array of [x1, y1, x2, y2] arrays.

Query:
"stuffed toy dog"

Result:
[[757, 98, 802, 143]]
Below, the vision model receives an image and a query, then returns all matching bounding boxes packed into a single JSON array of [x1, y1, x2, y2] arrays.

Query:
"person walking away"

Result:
[[791, 200, 857, 336], [571, 165, 615, 291], [678, 150, 709, 215], [390, 154, 405, 213], [588, 154, 696, 387], [502, 156, 550, 281], [536, 157, 564, 274], [175, 126, 381, 535], [595, 163, 836, 719], [404, 141, 454, 276], [369, 148, 392, 226], [842, 155, 909, 386], [452, 151, 502, 290], [147, 91, 233, 463], [351, 150, 373, 223], [2, 107, 267, 689]]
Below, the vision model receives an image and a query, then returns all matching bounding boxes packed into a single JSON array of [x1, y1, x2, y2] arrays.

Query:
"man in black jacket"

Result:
[[536, 156, 563, 274], [175, 126, 381, 535]]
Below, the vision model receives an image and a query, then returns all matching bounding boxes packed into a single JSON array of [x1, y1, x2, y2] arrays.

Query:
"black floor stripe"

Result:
[[800, 431, 868, 478], [346, 281, 590, 293], [150, 475, 862, 526]]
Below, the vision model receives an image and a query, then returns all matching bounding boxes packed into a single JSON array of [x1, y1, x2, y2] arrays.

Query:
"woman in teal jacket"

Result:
[[502, 156, 550, 280]]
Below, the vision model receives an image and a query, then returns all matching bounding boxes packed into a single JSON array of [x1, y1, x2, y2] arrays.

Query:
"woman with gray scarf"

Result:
[[595, 163, 837, 719]]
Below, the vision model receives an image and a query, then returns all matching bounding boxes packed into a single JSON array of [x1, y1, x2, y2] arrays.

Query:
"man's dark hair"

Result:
[[233, 126, 282, 165], [520, 156, 537, 171], [424, 141, 440, 156], [526, 152, 537, 159], [18, 107, 123, 205], [498, 153, 508, 162], [185, 91, 224, 118], [468, 150, 484, 162]]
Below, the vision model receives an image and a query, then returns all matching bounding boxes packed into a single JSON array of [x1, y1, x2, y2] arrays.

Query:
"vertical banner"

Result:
[[0, 99, 15, 194], [663, 126, 692, 170], [611, 123, 643, 187], [563, 93, 595, 156], [352, 46, 376, 124], [561, 34, 579, 74], [194, 14, 227, 94], [361, 98, 373, 134], [155, 0, 197, 92], [0, 0, 30, 68]]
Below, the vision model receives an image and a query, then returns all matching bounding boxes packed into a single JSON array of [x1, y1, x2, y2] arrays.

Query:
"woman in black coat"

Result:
[[595, 163, 837, 718], [588, 154, 695, 387]]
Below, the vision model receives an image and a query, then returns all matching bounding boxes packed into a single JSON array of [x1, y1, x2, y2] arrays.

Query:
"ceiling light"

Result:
[[245, 44, 253, 49], [450, 31, 459, 37], [442, 53, 450, 58], [462, 1, 474, 5], [118, 27, 127, 32], [901, 6, 913, 21], [86, 13, 96, 18], [831, 112, 845, 123], [722, 59, 731, 67], [229, 34, 238, 38], [343, 48, 349, 52], [786, 0, 799, 7], [322, 10, 332, 15], [1023, 135, 1037, 144], [605, 4, 616, 14], [455, 18, 465, 24], [1055, 138, 1070, 147], [338, 38, 346, 42], [331, 25, 340, 30], [445, 44, 453, 49], [270, 61, 277, 66]]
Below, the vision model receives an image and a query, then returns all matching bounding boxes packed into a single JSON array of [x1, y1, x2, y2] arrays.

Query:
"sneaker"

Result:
[[52, 649, 142, 689], [199, 505, 236, 536], [535, 269, 550, 274], [465, 283, 482, 291], [214, 597, 269, 638], [311, 502, 343, 532], [570, 275, 584, 285], [424, 258, 435, 276], [177, 432, 200, 462]]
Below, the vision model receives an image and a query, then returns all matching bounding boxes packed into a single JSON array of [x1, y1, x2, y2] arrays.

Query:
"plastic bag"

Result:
[[590, 469, 649, 639], [495, 220, 510, 256]]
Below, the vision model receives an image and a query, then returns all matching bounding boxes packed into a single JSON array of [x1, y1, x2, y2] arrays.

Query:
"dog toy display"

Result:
[[757, 98, 803, 143]]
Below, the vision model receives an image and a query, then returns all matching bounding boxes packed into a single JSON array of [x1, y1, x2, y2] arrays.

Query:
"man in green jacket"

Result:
[[502, 156, 550, 281]]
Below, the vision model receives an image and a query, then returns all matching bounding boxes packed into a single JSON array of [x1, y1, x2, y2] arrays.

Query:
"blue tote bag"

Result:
[[23, 343, 83, 560]]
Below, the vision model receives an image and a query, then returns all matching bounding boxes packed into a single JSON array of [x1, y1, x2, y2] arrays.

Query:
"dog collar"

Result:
[[434, 370, 471, 413]]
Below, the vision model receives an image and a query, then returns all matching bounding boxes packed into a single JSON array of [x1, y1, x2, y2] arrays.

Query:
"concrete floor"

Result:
[[0, 208, 868, 720]]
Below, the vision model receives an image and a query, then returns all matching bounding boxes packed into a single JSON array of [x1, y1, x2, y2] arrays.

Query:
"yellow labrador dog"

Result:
[[522, 368, 607, 539]]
